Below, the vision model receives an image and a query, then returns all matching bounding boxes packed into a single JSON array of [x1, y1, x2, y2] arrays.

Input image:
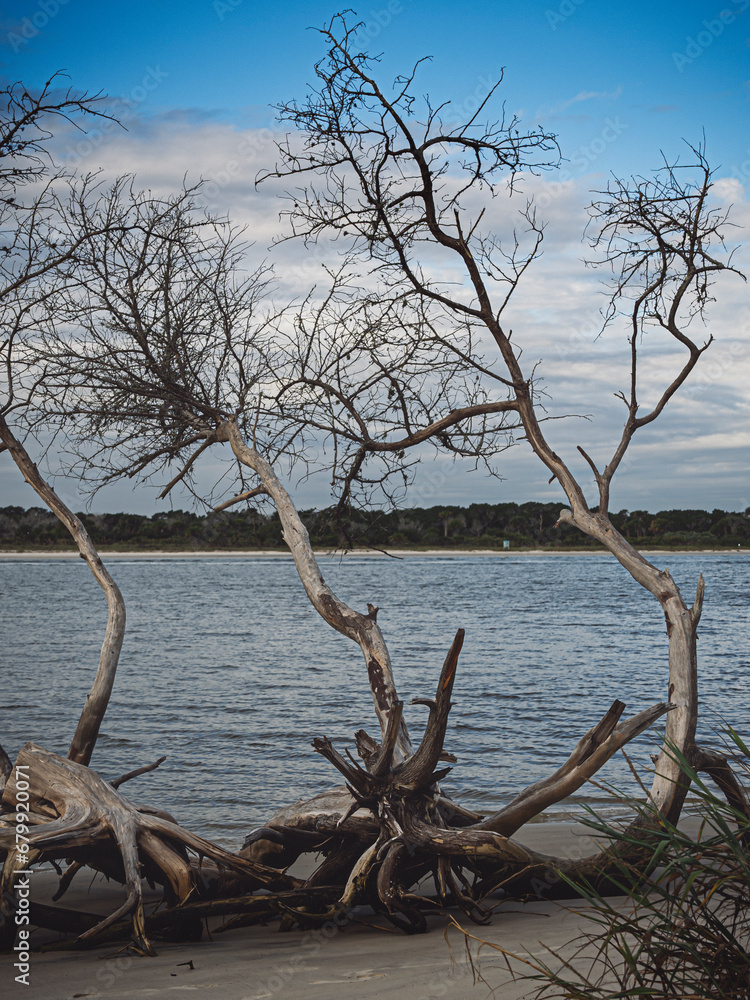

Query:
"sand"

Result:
[[0, 821, 618, 1000], [0, 547, 742, 559]]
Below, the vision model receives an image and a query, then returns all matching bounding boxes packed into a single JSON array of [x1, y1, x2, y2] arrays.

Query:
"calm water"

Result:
[[1, 552, 748, 847]]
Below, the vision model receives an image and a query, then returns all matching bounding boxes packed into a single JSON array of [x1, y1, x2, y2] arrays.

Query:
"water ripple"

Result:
[[2, 553, 748, 846]]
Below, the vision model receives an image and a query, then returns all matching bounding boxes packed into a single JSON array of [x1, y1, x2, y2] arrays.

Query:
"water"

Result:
[[1, 552, 748, 848]]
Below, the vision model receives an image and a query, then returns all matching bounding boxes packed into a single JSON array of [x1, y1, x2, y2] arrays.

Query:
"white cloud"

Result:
[[11, 109, 744, 515], [548, 86, 624, 115]]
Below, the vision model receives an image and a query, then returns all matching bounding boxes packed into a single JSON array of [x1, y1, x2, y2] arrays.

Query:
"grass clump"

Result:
[[454, 731, 750, 999], [528, 733, 750, 998]]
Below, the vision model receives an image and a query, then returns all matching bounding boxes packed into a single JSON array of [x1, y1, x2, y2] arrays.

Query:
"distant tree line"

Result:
[[1, 503, 748, 551]]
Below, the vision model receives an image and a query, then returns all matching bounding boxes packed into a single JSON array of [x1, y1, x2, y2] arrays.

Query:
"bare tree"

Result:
[[0, 85, 295, 955], [2, 17, 745, 944], [15, 169, 677, 934], [0, 79, 131, 770], [258, 16, 743, 826], [27, 169, 544, 752]]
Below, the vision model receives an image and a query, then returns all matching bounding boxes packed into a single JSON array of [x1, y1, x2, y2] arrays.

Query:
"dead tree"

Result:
[[0, 80, 132, 769], [257, 15, 743, 830], [2, 19, 745, 944], [0, 81, 302, 955]]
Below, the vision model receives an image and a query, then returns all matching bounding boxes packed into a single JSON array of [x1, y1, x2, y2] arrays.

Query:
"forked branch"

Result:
[[475, 700, 674, 837]]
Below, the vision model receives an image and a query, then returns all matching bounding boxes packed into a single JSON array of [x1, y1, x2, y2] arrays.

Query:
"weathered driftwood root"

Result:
[[243, 629, 674, 932], [0, 743, 299, 953], [29, 886, 343, 950], [0, 624, 690, 947], [688, 743, 750, 850]]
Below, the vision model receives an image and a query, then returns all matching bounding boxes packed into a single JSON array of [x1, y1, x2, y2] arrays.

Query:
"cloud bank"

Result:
[[2, 110, 747, 515]]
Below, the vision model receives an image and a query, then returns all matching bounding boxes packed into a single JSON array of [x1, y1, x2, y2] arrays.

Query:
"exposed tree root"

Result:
[[0, 743, 300, 953], [0, 624, 690, 950], [240, 629, 676, 933]]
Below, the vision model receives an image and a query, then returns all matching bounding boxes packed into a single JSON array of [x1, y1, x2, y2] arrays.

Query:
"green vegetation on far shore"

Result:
[[1, 503, 748, 552]]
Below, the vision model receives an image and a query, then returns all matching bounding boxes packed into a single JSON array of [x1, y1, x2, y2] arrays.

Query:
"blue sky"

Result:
[[4, 0, 749, 177], [1, 0, 749, 514]]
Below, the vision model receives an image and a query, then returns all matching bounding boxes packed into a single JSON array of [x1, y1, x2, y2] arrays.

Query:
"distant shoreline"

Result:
[[0, 547, 745, 559]]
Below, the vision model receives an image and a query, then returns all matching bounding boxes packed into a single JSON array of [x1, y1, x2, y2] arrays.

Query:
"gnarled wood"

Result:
[[396, 628, 463, 789], [475, 699, 674, 837], [689, 743, 750, 850], [0, 744, 298, 952], [258, 631, 677, 932]]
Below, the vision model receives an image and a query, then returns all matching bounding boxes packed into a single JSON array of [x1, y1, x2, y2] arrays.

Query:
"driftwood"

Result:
[[239, 629, 675, 932], [223, 418, 412, 761], [0, 414, 709, 949], [0, 743, 299, 953], [0, 414, 705, 949], [0, 620, 678, 949], [0, 419, 300, 954], [0, 32, 740, 955]]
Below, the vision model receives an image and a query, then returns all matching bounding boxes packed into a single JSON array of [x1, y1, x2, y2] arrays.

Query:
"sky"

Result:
[[1, 0, 749, 516]]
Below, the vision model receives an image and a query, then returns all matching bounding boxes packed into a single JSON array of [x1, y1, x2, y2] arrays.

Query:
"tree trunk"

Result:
[[220, 417, 412, 758], [557, 508, 702, 822], [0, 414, 125, 767]]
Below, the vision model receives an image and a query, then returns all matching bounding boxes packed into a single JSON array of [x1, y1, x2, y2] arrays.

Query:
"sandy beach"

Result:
[[1, 821, 617, 1000], [0, 547, 743, 559]]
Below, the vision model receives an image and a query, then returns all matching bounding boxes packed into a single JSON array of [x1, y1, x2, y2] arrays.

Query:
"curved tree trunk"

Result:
[[221, 417, 412, 758], [557, 508, 702, 822], [0, 415, 126, 766]]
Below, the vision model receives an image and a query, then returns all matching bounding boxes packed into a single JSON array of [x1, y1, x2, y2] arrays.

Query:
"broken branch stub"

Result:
[[257, 631, 680, 931]]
